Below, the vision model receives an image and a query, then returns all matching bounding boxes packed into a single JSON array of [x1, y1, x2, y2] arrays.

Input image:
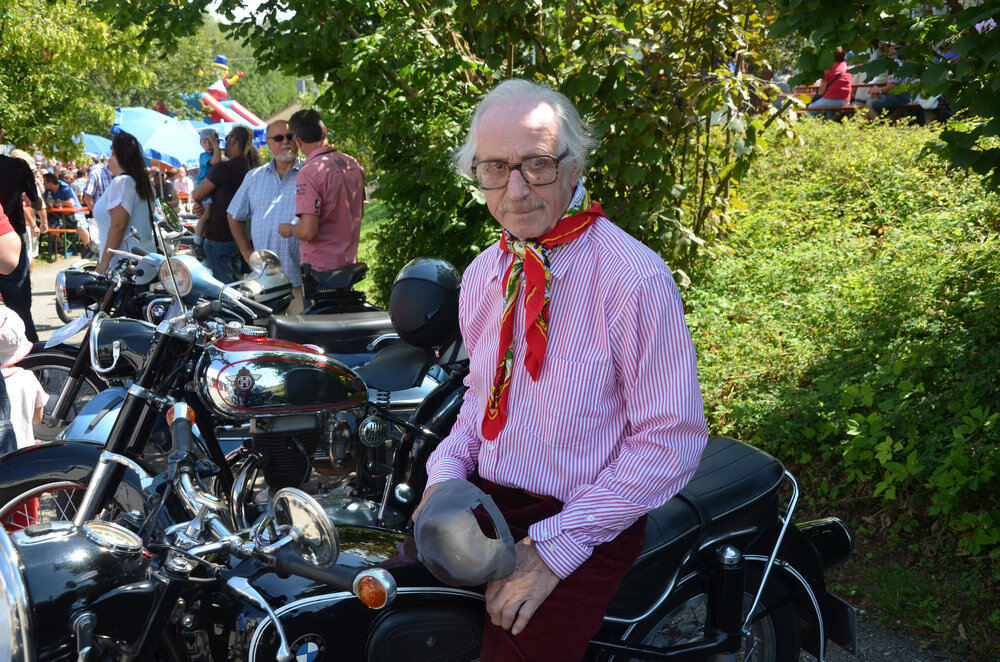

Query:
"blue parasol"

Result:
[[112, 107, 202, 169], [76, 133, 112, 158]]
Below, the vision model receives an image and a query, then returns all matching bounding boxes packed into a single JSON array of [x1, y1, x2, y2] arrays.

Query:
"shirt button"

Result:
[[487, 442, 496, 451], [587, 515, 595, 522]]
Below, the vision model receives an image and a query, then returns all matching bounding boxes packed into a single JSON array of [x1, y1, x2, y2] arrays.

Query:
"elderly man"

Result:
[[415, 79, 708, 661], [277, 109, 365, 284], [227, 120, 304, 310]]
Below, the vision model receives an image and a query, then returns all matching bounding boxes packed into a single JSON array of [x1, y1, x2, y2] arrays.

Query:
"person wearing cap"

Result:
[[0, 307, 46, 455], [191, 128, 224, 260], [414, 79, 709, 661]]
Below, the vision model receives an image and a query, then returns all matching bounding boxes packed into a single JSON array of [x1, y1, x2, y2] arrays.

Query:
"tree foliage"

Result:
[[87, 0, 794, 298], [770, 0, 1000, 190], [0, 0, 139, 153]]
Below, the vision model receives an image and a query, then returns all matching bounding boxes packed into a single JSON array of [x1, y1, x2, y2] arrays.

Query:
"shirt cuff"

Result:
[[424, 457, 470, 487], [528, 518, 593, 579]]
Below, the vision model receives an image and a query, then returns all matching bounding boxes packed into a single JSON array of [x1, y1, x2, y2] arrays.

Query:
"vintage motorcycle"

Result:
[[0, 256, 858, 661]]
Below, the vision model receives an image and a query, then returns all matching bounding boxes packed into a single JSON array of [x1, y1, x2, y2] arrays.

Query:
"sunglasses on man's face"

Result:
[[268, 133, 295, 143]]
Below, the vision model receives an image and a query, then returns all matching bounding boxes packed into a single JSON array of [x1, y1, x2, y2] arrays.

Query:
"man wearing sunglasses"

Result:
[[413, 79, 708, 661], [228, 120, 305, 310], [278, 109, 365, 295]]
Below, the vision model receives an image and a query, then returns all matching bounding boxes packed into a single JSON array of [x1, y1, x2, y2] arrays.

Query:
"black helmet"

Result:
[[389, 258, 461, 349]]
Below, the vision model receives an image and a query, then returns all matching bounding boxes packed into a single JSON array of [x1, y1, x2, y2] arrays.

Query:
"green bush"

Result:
[[688, 117, 1000, 566]]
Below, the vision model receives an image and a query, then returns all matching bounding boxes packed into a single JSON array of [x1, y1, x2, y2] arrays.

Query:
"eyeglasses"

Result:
[[267, 133, 295, 142], [472, 151, 568, 190]]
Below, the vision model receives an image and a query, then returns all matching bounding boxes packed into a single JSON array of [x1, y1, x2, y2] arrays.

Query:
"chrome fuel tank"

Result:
[[195, 330, 367, 421]]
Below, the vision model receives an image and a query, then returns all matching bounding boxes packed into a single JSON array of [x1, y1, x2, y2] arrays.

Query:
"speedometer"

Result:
[[81, 521, 144, 553]]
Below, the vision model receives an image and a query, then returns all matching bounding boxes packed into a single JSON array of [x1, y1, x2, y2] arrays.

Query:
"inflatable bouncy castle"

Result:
[[200, 55, 267, 129]]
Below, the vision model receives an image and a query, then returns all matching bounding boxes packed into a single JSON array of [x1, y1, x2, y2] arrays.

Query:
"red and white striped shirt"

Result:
[[426, 211, 709, 578]]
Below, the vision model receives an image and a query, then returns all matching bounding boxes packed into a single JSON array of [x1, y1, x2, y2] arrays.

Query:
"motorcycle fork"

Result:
[[51, 280, 121, 423]]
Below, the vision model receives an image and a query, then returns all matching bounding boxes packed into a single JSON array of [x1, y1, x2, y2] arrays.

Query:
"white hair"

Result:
[[453, 79, 596, 180]]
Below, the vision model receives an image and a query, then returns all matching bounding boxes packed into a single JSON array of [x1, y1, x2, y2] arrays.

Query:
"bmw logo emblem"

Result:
[[292, 634, 325, 662]]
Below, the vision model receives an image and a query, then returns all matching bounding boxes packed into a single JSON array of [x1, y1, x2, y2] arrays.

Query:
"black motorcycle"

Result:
[[0, 258, 858, 661]]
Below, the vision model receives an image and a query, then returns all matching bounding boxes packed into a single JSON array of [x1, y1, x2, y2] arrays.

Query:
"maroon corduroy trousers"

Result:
[[475, 477, 646, 662]]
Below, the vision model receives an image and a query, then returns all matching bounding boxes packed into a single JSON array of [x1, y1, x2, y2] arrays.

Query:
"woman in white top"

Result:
[[93, 131, 158, 274]]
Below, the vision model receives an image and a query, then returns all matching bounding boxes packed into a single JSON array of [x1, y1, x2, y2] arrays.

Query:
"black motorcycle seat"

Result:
[[303, 263, 368, 290], [268, 312, 396, 354], [355, 343, 435, 392], [639, 436, 784, 561]]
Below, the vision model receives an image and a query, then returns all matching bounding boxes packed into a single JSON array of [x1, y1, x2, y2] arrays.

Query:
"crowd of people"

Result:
[[803, 44, 950, 123], [0, 108, 367, 335]]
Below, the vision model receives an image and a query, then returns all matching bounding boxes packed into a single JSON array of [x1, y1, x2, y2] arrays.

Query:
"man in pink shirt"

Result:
[[413, 80, 708, 661], [278, 109, 364, 279]]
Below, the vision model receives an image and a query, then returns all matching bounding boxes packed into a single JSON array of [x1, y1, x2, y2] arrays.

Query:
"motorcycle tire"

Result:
[[19, 351, 108, 443], [621, 567, 801, 662], [0, 450, 149, 533]]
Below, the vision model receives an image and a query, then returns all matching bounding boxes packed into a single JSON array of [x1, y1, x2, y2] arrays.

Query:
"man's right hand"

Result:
[[411, 482, 442, 522]]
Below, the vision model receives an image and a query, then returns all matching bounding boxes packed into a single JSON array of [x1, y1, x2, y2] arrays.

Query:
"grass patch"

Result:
[[690, 116, 1000, 658]]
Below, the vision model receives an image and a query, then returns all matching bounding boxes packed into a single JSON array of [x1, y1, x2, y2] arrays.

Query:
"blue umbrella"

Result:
[[112, 107, 202, 169], [76, 133, 112, 158]]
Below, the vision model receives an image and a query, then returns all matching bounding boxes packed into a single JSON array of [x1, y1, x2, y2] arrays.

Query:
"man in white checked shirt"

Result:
[[227, 120, 304, 312], [414, 79, 709, 661]]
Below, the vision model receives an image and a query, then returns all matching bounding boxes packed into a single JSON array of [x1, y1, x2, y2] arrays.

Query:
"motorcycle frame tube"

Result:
[[51, 326, 95, 423]]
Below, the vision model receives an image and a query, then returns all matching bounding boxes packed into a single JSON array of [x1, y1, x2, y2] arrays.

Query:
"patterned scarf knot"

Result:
[[481, 185, 605, 441]]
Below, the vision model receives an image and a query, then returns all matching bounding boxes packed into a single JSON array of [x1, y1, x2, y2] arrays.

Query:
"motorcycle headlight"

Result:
[[159, 258, 193, 297], [55, 270, 70, 312]]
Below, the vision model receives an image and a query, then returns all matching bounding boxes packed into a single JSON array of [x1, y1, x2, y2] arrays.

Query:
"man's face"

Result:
[[43, 180, 57, 192], [266, 122, 297, 162], [475, 99, 578, 241]]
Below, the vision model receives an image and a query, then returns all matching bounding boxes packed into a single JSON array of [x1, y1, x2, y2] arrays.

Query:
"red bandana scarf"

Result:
[[481, 188, 605, 441]]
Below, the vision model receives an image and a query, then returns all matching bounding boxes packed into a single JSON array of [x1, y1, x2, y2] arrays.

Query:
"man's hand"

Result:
[[410, 482, 441, 522], [277, 223, 294, 239], [192, 202, 204, 215], [485, 538, 560, 636]]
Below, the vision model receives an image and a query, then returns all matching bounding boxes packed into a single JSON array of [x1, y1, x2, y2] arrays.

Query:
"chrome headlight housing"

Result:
[[159, 257, 193, 297], [0, 524, 34, 661]]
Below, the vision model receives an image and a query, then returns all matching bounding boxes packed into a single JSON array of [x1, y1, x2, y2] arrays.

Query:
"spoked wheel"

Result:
[[0, 481, 129, 532], [18, 353, 104, 442], [625, 570, 800, 662]]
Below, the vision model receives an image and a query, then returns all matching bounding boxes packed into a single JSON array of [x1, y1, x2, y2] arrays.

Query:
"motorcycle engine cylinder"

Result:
[[250, 429, 321, 490]]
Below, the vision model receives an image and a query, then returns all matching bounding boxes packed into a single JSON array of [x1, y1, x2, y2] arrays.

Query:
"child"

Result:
[[193, 128, 223, 257], [1, 308, 46, 454], [1, 308, 46, 529]]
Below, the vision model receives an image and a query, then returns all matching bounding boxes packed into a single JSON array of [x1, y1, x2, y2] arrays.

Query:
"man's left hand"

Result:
[[277, 223, 294, 238], [485, 538, 559, 636]]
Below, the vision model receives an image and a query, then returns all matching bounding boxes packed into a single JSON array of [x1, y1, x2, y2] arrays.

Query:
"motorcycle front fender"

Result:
[[59, 387, 130, 444]]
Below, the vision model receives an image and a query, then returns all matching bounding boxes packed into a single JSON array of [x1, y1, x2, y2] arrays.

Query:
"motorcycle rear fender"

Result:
[[748, 523, 858, 659]]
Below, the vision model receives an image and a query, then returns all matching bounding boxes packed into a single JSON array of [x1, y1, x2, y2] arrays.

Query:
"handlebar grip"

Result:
[[130, 246, 149, 257], [273, 548, 358, 592], [170, 416, 194, 455], [193, 300, 224, 322]]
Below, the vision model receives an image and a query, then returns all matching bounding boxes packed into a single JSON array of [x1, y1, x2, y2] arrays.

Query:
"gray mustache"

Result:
[[499, 198, 545, 214]]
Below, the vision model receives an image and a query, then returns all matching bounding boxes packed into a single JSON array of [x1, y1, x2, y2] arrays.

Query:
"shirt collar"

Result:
[[267, 158, 303, 175], [488, 181, 595, 283], [304, 145, 337, 165]]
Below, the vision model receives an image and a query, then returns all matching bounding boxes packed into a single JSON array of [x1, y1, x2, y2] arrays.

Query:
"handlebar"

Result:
[[272, 548, 359, 592], [130, 246, 149, 257], [193, 300, 224, 323], [240, 297, 272, 318]]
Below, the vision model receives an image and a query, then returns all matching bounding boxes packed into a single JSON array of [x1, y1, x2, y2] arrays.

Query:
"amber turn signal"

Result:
[[353, 568, 396, 609], [166, 403, 196, 426]]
